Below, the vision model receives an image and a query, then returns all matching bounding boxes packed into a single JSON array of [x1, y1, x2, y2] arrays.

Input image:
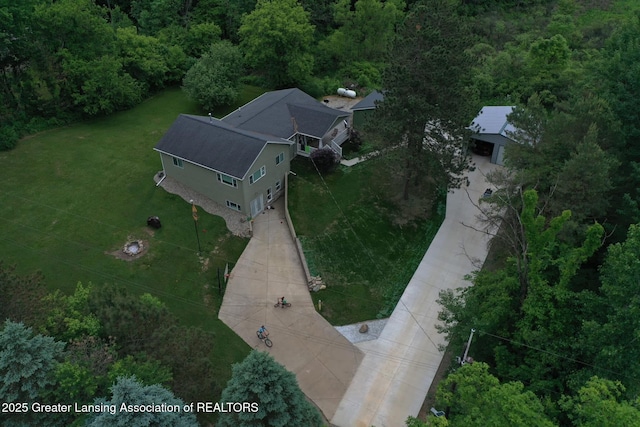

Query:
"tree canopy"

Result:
[[239, 0, 315, 88], [217, 350, 322, 427], [372, 0, 476, 201]]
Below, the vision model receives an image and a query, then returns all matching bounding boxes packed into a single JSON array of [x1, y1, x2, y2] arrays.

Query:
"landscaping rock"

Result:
[[359, 324, 369, 334]]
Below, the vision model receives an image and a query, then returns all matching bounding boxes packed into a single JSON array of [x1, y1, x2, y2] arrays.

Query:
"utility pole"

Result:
[[190, 200, 202, 253], [457, 328, 476, 365]]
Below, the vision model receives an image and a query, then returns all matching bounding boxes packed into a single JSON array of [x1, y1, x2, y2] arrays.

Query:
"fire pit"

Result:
[[123, 240, 144, 256]]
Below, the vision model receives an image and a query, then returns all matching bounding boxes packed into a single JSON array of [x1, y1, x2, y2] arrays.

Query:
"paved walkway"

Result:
[[218, 198, 364, 420], [331, 155, 499, 427]]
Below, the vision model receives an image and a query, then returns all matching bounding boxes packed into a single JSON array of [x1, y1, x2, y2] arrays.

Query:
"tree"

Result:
[[372, 1, 476, 201], [88, 284, 216, 403], [0, 320, 65, 403], [44, 282, 101, 341], [116, 27, 170, 90], [182, 41, 243, 111], [560, 377, 640, 426], [86, 376, 198, 427], [438, 190, 604, 396], [436, 363, 555, 427], [503, 94, 619, 224], [322, 0, 405, 66], [192, 0, 256, 42], [217, 350, 322, 427], [579, 224, 640, 396], [239, 0, 315, 87], [0, 262, 50, 327], [61, 53, 143, 115]]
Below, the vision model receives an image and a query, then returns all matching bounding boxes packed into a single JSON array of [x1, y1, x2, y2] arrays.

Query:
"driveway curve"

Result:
[[331, 155, 500, 427], [218, 198, 364, 420]]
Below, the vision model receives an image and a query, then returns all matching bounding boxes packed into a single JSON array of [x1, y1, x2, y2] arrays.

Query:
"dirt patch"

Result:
[[390, 193, 436, 227], [200, 256, 210, 272], [321, 95, 363, 112]]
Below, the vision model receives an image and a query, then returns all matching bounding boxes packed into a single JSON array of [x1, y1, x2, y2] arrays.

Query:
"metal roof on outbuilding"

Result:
[[154, 114, 291, 179], [469, 106, 516, 138]]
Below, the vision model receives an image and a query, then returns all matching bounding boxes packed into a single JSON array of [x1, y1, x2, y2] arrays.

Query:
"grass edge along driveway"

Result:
[[288, 157, 444, 325]]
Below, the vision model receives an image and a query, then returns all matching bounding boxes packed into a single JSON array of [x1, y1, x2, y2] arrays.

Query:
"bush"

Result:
[[0, 125, 19, 151], [310, 147, 340, 174], [299, 75, 342, 99]]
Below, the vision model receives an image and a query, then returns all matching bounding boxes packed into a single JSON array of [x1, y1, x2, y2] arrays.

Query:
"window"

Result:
[[217, 173, 237, 187], [267, 187, 272, 201], [226, 200, 241, 211], [172, 157, 183, 168], [275, 180, 281, 192], [249, 166, 266, 184], [276, 152, 284, 165]]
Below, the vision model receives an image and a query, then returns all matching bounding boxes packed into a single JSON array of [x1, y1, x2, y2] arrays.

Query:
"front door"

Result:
[[250, 194, 264, 217]]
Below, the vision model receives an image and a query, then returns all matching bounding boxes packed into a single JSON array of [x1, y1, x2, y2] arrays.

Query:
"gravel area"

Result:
[[335, 318, 388, 344], [322, 94, 362, 113], [154, 173, 251, 237]]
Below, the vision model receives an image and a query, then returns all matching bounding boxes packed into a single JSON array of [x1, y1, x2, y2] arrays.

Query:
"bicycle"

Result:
[[257, 330, 273, 347], [274, 298, 292, 308]]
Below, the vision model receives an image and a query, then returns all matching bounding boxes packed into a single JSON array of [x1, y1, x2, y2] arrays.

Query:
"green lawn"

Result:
[[288, 157, 444, 325], [0, 86, 267, 395]]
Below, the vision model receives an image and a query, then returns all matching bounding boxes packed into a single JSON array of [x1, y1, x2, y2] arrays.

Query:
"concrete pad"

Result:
[[218, 197, 364, 421]]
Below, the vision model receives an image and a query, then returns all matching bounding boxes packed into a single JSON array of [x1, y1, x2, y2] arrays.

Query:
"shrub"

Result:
[[0, 125, 19, 151], [310, 147, 340, 174]]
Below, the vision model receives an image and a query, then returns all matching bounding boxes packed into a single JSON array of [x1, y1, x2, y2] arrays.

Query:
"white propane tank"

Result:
[[337, 87, 356, 98]]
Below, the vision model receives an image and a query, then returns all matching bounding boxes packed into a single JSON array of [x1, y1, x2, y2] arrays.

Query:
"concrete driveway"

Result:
[[218, 198, 364, 420], [331, 155, 500, 427]]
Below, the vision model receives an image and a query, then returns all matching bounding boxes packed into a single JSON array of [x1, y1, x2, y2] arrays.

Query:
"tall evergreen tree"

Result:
[[373, 0, 477, 200], [217, 350, 322, 427], [86, 376, 198, 427]]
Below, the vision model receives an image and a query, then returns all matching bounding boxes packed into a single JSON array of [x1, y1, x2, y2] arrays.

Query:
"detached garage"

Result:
[[469, 106, 517, 166]]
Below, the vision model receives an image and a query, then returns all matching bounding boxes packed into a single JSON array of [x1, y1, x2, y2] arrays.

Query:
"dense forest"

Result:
[[3, 0, 640, 425]]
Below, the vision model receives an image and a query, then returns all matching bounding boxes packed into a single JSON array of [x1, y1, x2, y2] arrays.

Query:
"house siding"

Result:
[[241, 144, 291, 217], [159, 143, 291, 217], [159, 153, 245, 212]]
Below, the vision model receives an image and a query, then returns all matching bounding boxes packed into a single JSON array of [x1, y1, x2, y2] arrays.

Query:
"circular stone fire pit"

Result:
[[123, 240, 144, 256]]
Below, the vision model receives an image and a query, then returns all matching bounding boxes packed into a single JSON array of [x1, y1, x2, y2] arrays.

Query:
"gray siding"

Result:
[[159, 142, 291, 217], [159, 152, 245, 212], [241, 144, 291, 216]]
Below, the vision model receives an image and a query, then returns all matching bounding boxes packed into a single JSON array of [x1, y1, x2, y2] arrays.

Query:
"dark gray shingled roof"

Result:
[[154, 114, 291, 179], [352, 90, 384, 111], [222, 88, 349, 139]]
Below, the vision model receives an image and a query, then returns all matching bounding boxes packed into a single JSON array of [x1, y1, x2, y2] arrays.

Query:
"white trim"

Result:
[[217, 173, 238, 187], [225, 200, 242, 211], [249, 165, 266, 185]]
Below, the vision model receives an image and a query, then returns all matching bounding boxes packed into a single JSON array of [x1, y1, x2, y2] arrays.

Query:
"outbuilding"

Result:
[[351, 90, 384, 130], [469, 106, 517, 166]]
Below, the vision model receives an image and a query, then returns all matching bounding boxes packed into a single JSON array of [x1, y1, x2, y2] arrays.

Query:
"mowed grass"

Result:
[[288, 158, 444, 325], [0, 86, 266, 392]]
